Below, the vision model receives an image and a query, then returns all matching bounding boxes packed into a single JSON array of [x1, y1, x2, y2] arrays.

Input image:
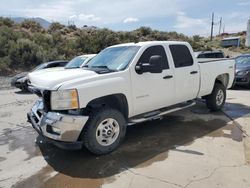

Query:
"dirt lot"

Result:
[[0, 80, 250, 188]]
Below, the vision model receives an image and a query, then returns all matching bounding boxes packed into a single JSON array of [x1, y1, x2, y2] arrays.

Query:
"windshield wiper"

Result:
[[91, 65, 110, 69], [90, 65, 117, 73], [65, 66, 79, 69]]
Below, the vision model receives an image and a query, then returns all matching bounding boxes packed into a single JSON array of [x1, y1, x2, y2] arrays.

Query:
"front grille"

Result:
[[43, 90, 51, 112]]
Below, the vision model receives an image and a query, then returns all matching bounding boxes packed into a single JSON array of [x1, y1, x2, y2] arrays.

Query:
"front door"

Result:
[[130, 45, 176, 116]]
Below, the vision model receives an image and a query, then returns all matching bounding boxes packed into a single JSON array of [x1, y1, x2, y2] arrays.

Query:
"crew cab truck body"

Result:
[[27, 41, 235, 154]]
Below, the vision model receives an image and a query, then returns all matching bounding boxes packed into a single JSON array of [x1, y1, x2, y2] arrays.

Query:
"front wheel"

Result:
[[82, 107, 126, 155], [205, 83, 226, 111]]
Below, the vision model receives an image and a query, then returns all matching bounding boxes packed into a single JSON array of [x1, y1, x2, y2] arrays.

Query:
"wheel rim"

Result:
[[96, 118, 120, 146], [216, 89, 224, 106]]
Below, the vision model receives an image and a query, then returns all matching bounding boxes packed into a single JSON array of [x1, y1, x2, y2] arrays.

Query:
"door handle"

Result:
[[190, 71, 198, 74], [163, 75, 173, 79]]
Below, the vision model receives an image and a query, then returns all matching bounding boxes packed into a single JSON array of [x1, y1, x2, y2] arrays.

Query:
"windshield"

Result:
[[65, 56, 87, 68], [87, 46, 140, 71], [236, 56, 250, 65]]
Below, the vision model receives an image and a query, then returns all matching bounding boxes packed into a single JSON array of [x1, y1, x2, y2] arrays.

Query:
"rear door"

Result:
[[169, 44, 199, 103], [131, 45, 176, 115]]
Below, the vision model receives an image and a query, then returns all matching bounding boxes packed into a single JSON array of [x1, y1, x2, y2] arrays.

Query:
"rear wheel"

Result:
[[82, 107, 126, 155], [205, 83, 226, 111]]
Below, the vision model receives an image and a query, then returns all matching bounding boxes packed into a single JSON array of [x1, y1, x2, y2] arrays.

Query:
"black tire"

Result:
[[82, 107, 126, 155], [205, 83, 226, 111], [21, 81, 28, 92]]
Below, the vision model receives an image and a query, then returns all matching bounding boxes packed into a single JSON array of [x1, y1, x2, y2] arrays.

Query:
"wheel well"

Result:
[[215, 74, 229, 88], [85, 94, 129, 119]]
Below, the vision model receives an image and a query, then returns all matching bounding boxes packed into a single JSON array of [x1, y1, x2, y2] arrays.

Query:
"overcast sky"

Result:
[[0, 0, 250, 36]]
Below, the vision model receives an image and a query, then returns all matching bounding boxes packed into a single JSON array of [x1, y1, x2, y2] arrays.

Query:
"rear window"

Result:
[[169, 45, 194, 68], [198, 53, 224, 58]]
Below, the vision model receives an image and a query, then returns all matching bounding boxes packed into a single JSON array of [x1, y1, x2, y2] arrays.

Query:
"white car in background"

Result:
[[65, 54, 96, 69], [28, 54, 96, 78]]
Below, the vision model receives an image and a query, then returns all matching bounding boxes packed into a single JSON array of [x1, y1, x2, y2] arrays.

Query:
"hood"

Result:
[[28, 68, 98, 90], [32, 67, 65, 74], [13, 72, 28, 79]]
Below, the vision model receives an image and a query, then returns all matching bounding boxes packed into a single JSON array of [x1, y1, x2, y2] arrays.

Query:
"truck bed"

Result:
[[198, 58, 235, 97]]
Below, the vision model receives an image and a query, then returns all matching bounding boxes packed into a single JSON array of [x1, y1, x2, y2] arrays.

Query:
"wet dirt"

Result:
[[207, 123, 243, 142], [224, 102, 250, 119], [0, 126, 41, 160], [0, 112, 12, 118], [0, 156, 6, 162], [13, 114, 238, 188]]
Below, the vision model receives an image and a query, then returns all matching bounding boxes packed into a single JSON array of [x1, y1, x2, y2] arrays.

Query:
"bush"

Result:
[[0, 56, 11, 72], [21, 19, 43, 32], [0, 17, 14, 27], [2, 17, 247, 74], [48, 22, 65, 33], [9, 38, 45, 69]]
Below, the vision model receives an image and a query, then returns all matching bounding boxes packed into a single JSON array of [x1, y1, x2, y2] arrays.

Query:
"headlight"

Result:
[[237, 71, 249, 76], [51, 89, 79, 110], [17, 76, 27, 83]]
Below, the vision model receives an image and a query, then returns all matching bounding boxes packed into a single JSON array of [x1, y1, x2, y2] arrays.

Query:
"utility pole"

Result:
[[210, 12, 214, 41], [218, 17, 222, 35]]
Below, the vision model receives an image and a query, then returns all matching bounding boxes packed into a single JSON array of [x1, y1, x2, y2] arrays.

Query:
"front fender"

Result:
[[58, 71, 133, 117]]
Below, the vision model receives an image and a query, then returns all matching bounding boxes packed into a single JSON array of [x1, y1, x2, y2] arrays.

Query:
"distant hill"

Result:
[[11, 17, 51, 29]]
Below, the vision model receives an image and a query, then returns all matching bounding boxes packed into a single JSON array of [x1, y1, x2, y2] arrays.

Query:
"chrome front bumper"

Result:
[[28, 99, 89, 143]]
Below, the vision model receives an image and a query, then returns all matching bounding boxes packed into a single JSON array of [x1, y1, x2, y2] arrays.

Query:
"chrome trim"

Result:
[[29, 100, 89, 142], [128, 101, 196, 125]]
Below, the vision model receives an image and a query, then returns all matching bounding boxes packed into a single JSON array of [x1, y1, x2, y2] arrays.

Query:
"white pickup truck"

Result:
[[27, 41, 235, 155]]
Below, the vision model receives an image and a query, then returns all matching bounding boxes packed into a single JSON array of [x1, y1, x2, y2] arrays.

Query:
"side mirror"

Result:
[[135, 55, 163, 74]]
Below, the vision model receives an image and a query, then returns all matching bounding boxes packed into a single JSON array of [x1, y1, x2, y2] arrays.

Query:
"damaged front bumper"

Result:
[[27, 99, 89, 149]]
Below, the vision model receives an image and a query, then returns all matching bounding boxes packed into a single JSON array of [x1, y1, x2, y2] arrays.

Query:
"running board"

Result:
[[128, 100, 196, 126]]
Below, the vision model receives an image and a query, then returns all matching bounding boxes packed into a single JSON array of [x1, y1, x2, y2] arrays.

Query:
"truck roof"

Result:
[[110, 41, 189, 48]]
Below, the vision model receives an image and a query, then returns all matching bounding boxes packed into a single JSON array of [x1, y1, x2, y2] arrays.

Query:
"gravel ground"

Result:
[[0, 77, 13, 90]]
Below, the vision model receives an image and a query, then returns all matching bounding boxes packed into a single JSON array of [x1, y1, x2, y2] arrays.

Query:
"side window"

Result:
[[59, 62, 67, 67], [215, 53, 224, 58], [169, 45, 194, 68], [47, 63, 59, 68], [204, 53, 214, 58], [138, 45, 169, 69], [198, 54, 205, 58]]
